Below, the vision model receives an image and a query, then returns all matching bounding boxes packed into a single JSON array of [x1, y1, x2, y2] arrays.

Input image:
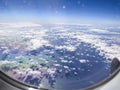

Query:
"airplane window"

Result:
[[0, 0, 120, 90]]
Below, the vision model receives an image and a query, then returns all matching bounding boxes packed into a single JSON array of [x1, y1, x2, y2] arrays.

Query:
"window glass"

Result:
[[0, 0, 120, 90]]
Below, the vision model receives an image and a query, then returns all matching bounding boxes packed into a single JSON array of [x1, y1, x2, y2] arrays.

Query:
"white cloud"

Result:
[[89, 29, 109, 33], [79, 59, 89, 63], [0, 22, 41, 28], [63, 66, 69, 69], [55, 45, 76, 51], [47, 68, 56, 74], [28, 39, 49, 50]]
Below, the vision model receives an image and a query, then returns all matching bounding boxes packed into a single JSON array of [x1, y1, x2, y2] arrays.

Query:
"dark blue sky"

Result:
[[0, 0, 120, 24]]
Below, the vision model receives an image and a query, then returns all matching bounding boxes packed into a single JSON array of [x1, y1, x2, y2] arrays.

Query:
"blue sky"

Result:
[[0, 0, 120, 24]]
